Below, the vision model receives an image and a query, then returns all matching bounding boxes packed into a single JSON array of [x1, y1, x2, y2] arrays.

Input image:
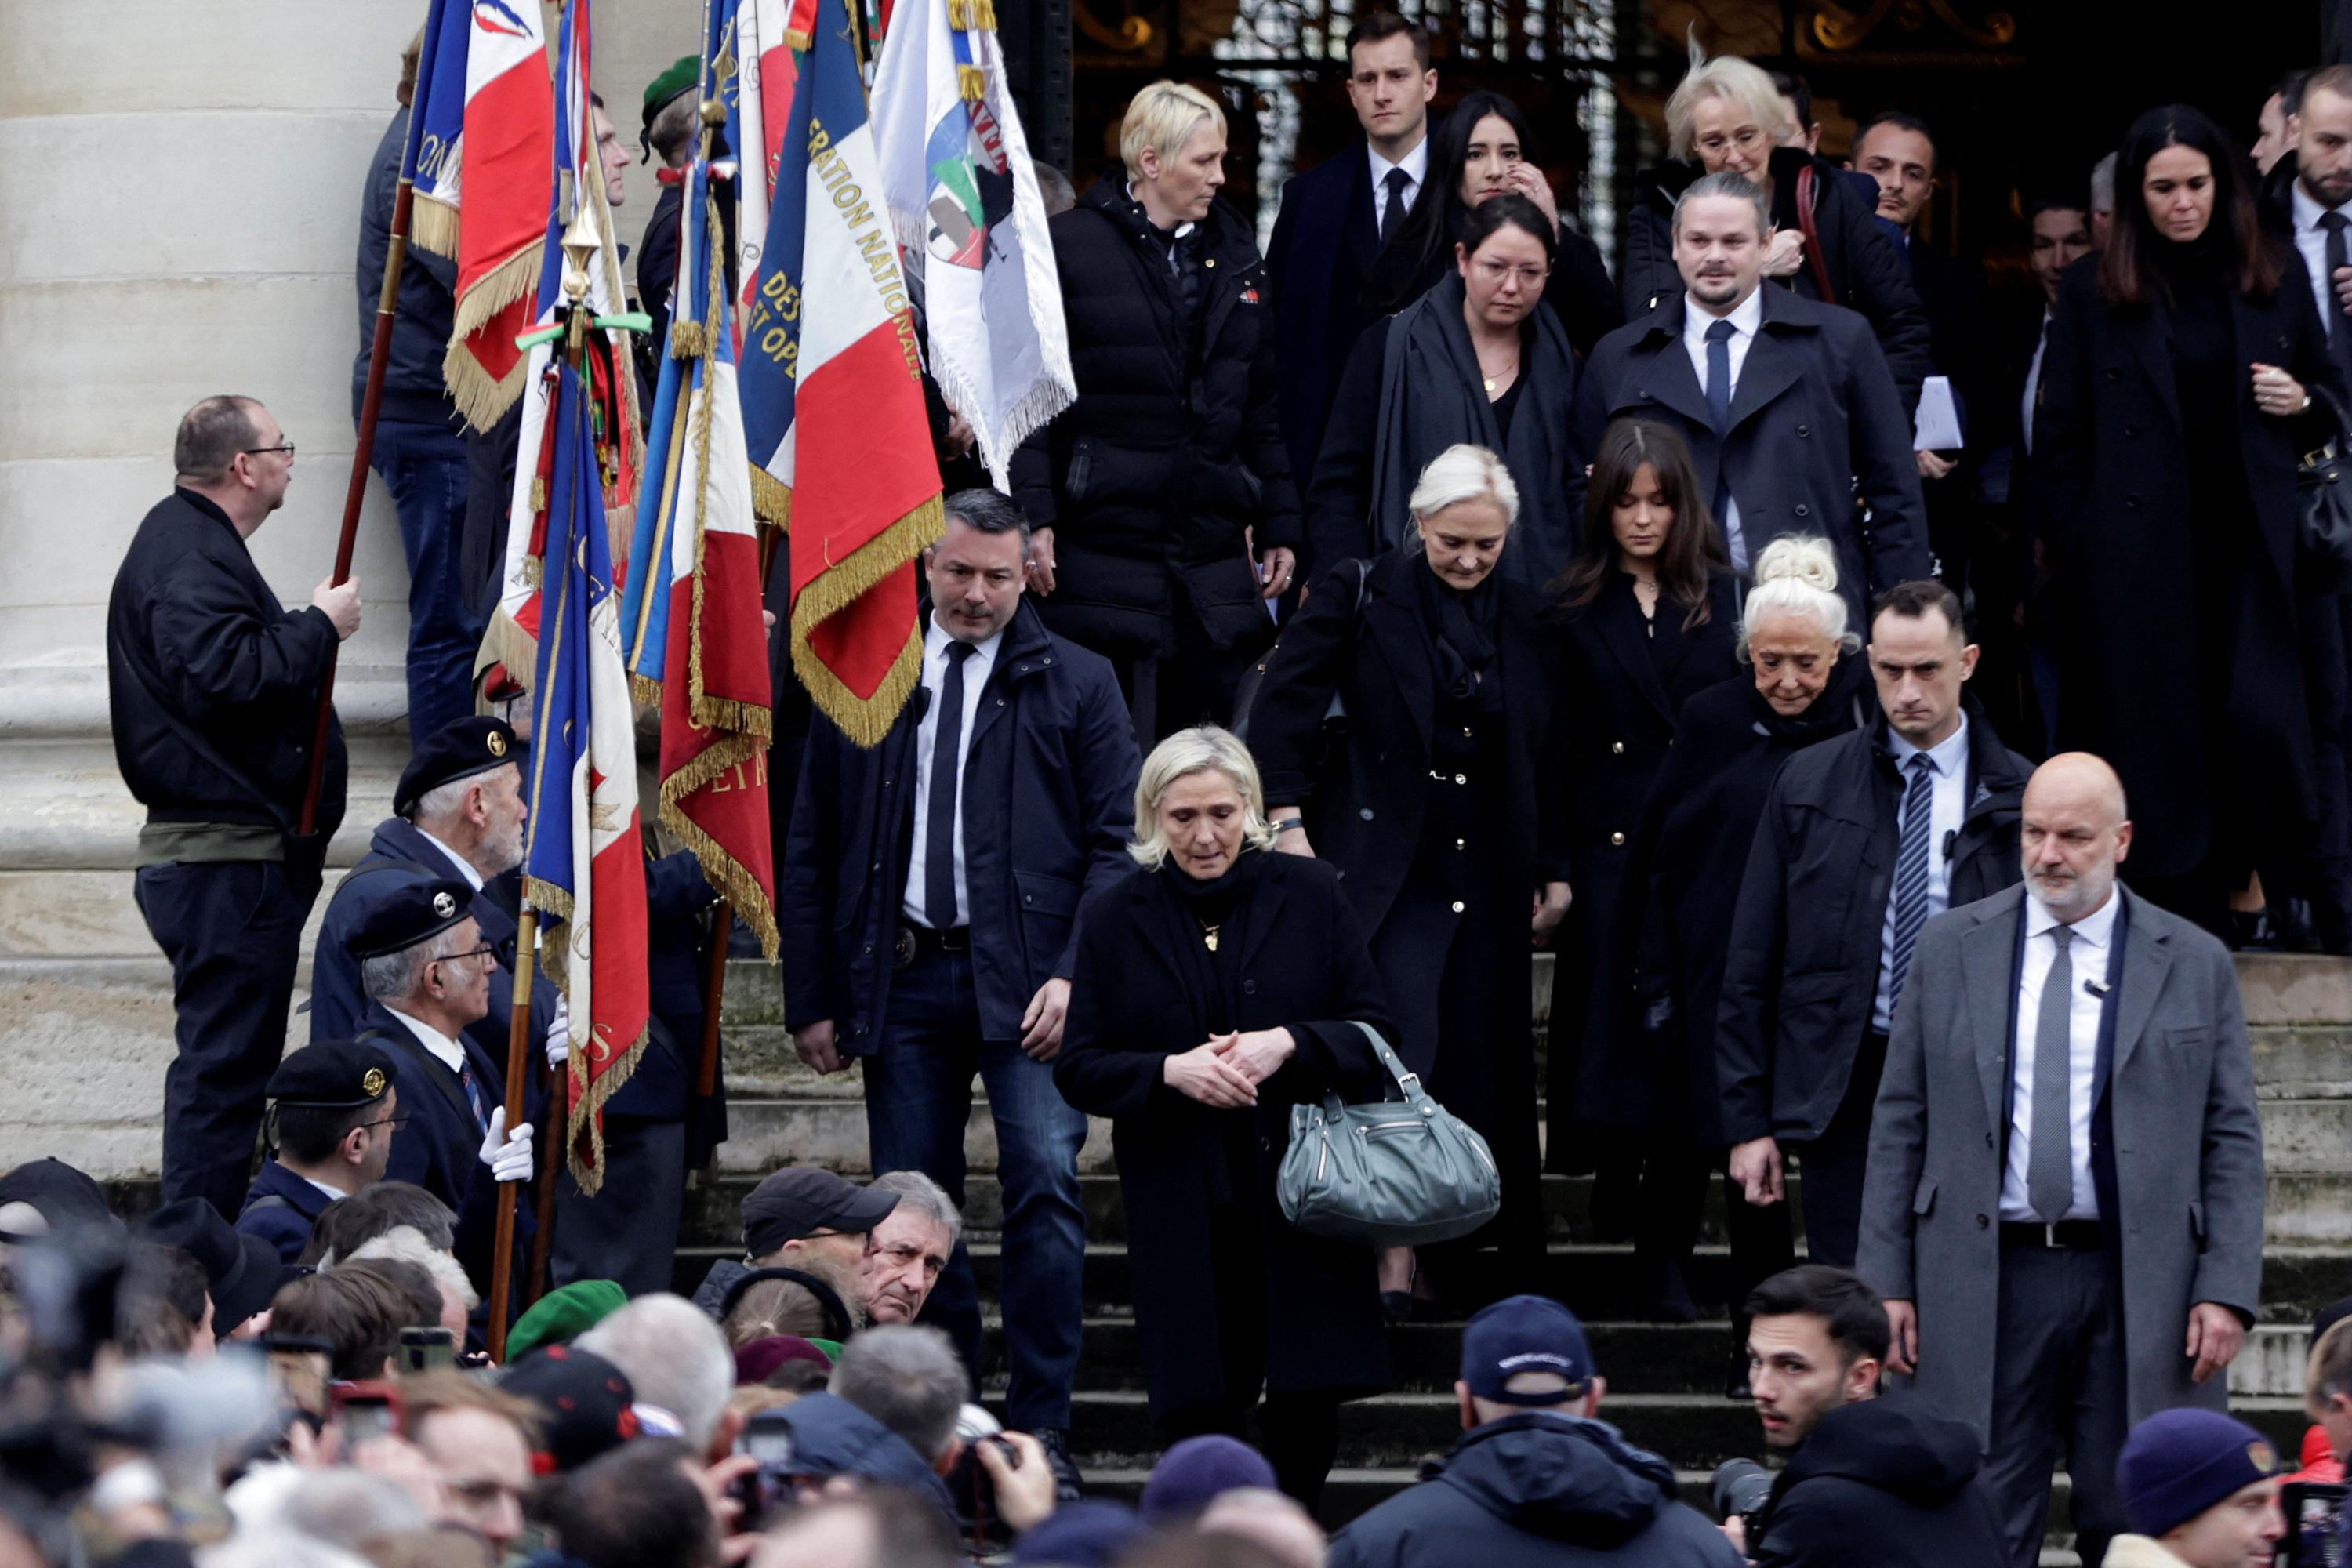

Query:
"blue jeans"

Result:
[[862, 945, 1088, 1431], [372, 418, 480, 739]]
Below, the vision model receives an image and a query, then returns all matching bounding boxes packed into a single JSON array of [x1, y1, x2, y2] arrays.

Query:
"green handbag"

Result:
[[1276, 1022, 1503, 1249]]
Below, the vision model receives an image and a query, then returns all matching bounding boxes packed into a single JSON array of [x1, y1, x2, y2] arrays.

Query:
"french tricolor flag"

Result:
[[438, 0, 555, 430]]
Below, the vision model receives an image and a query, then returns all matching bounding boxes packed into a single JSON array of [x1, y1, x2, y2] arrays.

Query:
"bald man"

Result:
[[1856, 753, 2266, 1568]]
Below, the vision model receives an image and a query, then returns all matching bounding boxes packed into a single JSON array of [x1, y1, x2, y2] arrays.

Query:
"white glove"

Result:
[[546, 994, 571, 1069], [478, 1107, 535, 1184]]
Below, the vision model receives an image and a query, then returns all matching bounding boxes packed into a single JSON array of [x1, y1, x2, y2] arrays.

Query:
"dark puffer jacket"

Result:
[[1011, 175, 1299, 659], [1751, 1398, 2006, 1567], [1328, 1413, 1745, 1568]]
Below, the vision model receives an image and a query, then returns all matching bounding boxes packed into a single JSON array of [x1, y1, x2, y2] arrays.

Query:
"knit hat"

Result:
[[507, 1279, 627, 1360], [499, 1345, 640, 1474], [2117, 1408, 2280, 1538], [732, 1334, 832, 1385], [1009, 1499, 1152, 1566], [1139, 1436, 1276, 1525]]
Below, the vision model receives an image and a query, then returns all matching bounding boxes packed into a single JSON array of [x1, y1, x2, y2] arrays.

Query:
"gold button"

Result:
[[1454, 772, 1468, 785], [1205, 256, 1216, 267], [1610, 831, 1626, 847], [1455, 837, 1467, 850], [1462, 725, 1474, 737], [1611, 741, 1625, 755], [1451, 900, 1466, 913]]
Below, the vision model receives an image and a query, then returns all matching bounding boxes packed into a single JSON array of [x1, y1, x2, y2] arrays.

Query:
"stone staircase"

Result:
[[693, 951, 2352, 1562]]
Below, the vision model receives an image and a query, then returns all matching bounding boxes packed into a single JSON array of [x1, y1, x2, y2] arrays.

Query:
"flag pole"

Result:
[[488, 906, 538, 1359], [297, 164, 419, 839]]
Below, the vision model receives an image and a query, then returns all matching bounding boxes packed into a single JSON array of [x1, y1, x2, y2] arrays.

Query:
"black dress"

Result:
[[1548, 570, 1740, 1178]]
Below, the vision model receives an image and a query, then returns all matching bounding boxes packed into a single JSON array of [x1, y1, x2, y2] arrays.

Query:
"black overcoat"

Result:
[[2030, 251, 2343, 879], [1053, 852, 1396, 1416], [1246, 550, 1573, 935], [1266, 140, 1384, 488], [1011, 176, 1299, 659]]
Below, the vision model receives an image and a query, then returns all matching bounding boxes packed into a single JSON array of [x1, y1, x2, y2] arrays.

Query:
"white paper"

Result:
[[1913, 375, 1962, 452]]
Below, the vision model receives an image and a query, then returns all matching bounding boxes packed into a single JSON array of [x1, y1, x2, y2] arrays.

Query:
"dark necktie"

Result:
[[2322, 212, 2352, 392], [924, 641, 977, 929], [2029, 926, 2077, 1222], [1704, 318, 1740, 563], [459, 1062, 492, 1142], [1886, 753, 1936, 1016], [1379, 165, 1411, 245]]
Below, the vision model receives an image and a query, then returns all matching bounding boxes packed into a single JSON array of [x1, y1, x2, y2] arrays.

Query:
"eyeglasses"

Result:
[[242, 441, 297, 459], [430, 943, 499, 972], [1473, 257, 1549, 289], [355, 1112, 412, 1131]]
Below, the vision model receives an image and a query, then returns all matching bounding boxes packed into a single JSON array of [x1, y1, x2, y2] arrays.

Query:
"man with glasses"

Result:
[[347, 878, 538, 1298], [109, 394, 361, 1221], [236, 1037, 405, 1262]]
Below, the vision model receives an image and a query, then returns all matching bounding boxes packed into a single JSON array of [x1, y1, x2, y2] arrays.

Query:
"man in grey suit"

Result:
[[1856, 753, 2266, 1568]]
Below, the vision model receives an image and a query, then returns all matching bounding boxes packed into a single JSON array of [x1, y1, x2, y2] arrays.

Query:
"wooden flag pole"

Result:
[[488, 907, 539, 1361], [297, 174, 416, 837]]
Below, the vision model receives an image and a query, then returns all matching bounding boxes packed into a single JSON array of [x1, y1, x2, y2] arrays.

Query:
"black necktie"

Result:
[[1379, 166, 1411, 245], [924, 641, 976, 929], [1704, 318, 1743, 567], [2323, 212, 2352, 393]]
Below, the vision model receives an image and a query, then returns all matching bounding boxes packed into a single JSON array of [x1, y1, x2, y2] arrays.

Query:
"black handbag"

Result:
[[2299, 387, 2352, 593], [1231, 557, 1370, 742]]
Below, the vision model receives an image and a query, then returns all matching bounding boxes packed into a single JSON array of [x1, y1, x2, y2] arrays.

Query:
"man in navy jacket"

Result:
[[781, 488, 1139, 1479]]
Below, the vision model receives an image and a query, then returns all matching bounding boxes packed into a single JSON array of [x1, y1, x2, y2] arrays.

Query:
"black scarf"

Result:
[[1160, 850, 1261, 1033], [1413, 556, 1503, 706]]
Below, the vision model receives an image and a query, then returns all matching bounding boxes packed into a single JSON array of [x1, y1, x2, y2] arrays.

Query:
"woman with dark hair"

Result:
[[1308, 195, 1586, 587], [1249, 443, 1572, 1313], [1618, 49, 1929, 413], [1361, 89, 1624, 352], [1544, 421, 1738, 1238], [2034, 102, 2343, 936]]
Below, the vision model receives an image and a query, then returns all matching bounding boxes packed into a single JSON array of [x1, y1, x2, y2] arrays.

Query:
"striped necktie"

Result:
[[1886, 753, 1936, 1015]]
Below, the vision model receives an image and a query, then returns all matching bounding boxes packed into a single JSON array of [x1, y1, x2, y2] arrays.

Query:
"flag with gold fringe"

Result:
[[620, 0, 779, 956], [402, 0, 469, 259], [435, 0, 556, 430], [738, 0, 942, 747]]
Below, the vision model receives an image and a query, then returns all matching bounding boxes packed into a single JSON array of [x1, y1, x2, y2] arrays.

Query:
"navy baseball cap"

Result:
[[1461, 1294, 1595, 1404]]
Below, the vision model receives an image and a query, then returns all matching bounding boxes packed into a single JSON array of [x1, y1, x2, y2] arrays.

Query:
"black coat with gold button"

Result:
[[1546, 569, 1740, 1166]]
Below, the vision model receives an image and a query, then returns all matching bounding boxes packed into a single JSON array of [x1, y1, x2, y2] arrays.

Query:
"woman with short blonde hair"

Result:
[[1119, 81, 1225, 183], [1056, 724, 1398, 1503]]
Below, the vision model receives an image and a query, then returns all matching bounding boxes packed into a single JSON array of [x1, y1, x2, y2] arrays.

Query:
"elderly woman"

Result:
[[1594, 538, 1868, 1352], [1011, 82, 1298, 742], [1250, 445, 1569, 1313], [1054, 727, 1396, 1507], [1309, 197, 1584, 588], [1618, 48, 1929, 412]]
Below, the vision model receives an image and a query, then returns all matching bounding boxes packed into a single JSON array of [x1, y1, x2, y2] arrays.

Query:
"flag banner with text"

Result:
[[739, 0, 942, 746], [437, 0, 555, 429]]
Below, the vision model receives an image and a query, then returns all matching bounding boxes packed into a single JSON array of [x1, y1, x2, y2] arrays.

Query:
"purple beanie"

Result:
[[1139, 1435, 1278, 1524]]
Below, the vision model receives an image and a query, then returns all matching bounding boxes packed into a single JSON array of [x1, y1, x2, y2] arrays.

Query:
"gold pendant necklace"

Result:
[[1200, 922, 1221, 953]]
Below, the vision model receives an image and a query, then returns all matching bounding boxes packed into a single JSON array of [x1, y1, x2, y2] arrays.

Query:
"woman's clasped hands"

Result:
[[1163, 1028, 1298, 1108]]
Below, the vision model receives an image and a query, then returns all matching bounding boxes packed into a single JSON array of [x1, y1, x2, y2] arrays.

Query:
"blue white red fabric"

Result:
[[870, 0, 1073, 488], [523, 357, 652, 1193], [739, 0, 942, 746]]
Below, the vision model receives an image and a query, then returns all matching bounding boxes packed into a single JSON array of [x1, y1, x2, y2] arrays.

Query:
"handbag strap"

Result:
[[1350, 1020, 1421, 1099], [1794, 164, 1838, 303]]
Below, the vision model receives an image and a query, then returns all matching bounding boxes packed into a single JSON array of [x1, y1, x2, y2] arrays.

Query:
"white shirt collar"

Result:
[[2025, 885, 2122, 953], [303, 1173, 350, 1203], [1686, 285, 1765, 343], [924, 617, 1006, 664], [1888, 710, 1969, 775], [2294, 181, 2352, 233], [384, 1006, 467, 1076], [414, 826, 485, 891], [1368, 136, 1428, 191]]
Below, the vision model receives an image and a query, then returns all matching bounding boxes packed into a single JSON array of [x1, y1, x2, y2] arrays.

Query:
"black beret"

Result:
[[137, 1199, 292, 1331], [267, 1038, 397, 1109], [395, 717, 521, 819], [345, 877, 475, 960]]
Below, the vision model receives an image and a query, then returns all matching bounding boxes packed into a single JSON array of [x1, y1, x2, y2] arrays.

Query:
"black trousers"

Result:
[[136, 858, 314, 1219], [1784, 1029, 1889, 1269], [553, 1113, 688, 1298], [1984, 1243, 2129, 1568]]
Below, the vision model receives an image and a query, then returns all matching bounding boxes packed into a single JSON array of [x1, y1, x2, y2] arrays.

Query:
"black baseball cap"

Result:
[[1461, 1294, 1595, 1405], [395, 717, 521, 819], [741, 1167, 898, 1258]]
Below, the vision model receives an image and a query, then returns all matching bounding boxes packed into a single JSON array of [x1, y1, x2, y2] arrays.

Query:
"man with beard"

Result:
[[1857, 753, 2265, 1568]]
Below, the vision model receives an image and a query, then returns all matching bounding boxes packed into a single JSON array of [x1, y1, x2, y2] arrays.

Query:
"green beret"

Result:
[[507, 1278, 629, 1360], [642, 55, 700, 139]]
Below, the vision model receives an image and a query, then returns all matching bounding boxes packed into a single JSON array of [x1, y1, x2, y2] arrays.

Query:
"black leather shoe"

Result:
[[1034, 1426, 1085, 1501], [1381, 1290, 1414, 1325]]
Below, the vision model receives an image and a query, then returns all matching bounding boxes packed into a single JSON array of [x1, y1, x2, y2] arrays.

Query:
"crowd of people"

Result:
[[49, 9, 2352, 1566]]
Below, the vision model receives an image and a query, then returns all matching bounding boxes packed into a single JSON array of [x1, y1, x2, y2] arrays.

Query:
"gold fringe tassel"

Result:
[[794, 619, 925, 751], [748, 466, 793, 530], [565, 1022, 648, 1195], [957, 65, 985, 101], [475, 609, 541, 690], [788, 492, 944, 639], [410, 194, 461, 260]]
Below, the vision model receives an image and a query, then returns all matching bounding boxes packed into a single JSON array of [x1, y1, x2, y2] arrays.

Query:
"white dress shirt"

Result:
[[1367, 136, 1429, 233], [1872, 713, 1970, 1032], [1681, 287, 1766, 562], [903, 618, 1004, 928], [385, 1005, 468, 1077], [2293, 183, 2352, 341], [416, 826, 486, 891], [2020, 308, 2052, 456], [2000, 890, 2120, 1222]]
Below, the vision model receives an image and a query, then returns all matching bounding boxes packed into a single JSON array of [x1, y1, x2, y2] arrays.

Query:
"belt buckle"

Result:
[[2042, 1221, 2060, 1250]]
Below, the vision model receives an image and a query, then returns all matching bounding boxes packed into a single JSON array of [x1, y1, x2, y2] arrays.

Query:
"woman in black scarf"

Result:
[[1598, 537, 1871, 1364], [1309, 195, 1587, 589], [2033, 103, 2342, 938], [1054, 727, 1397, 1505], [1249, 444, 1571, 1315]]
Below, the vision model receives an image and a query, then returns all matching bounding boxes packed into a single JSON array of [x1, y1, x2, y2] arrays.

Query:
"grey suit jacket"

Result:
[[1855, 883, 2264, 1441]]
